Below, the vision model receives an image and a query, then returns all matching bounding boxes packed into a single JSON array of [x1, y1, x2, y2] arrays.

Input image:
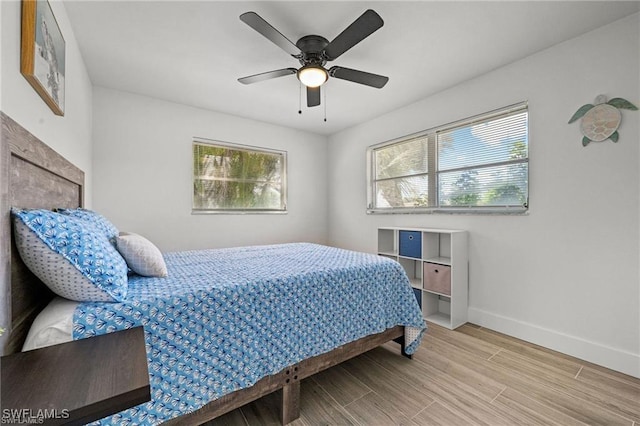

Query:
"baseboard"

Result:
[[468, 307, 640, 378]]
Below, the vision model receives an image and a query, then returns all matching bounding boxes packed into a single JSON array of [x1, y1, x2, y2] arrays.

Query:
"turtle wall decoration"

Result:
[[568, 95, 638, 146]]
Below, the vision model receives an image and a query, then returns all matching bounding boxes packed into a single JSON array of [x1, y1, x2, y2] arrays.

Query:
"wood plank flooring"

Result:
[[206, 323, 640, 425]]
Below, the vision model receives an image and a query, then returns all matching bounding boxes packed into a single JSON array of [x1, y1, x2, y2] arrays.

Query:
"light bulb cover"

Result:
[[297, 65, 328, 88]]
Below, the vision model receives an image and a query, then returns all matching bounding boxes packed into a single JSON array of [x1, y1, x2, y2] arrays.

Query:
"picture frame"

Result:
[[21, 0, 65, 116]]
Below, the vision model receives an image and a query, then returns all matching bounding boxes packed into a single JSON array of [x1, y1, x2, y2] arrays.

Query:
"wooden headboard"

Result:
[[0, 112, 84, 355]]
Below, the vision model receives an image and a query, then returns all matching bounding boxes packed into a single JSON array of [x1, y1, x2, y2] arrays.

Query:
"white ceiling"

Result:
[[63, 1, 639, 136]]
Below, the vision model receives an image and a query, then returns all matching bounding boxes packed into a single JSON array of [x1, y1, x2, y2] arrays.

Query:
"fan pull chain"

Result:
[[323, 86, 327, 122], [298, 83, 302, 115]]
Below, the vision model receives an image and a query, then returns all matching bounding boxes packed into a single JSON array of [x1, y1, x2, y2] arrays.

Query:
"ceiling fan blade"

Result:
[[240, 12, 301, 57], [238, 68, 297, 85], [329, 66, 388, 88], [324, 10, 383, 61], [307, 86, 321, 107]]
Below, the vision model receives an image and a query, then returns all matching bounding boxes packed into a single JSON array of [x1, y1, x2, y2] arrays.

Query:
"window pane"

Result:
[[194, 179, 283, 209], [374, 137, 428, 179], [439, 162, 528, 207], [438, 112, 528, 171], [375, 175, 429, 208], [195, 146, 282, 181], [193, 142, 285, 211]]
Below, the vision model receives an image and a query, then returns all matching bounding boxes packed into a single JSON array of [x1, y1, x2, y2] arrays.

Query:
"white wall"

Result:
[[1, 0, 93, 205], [0, 1, 4, 112], [327, 14, 640, 377], [92, 87, 328, 252]]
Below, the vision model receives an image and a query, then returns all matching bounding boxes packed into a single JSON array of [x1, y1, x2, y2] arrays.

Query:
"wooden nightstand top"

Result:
[[1, 326, 150, 425]]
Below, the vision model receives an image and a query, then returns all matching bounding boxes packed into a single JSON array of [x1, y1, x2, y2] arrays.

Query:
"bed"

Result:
[[0, 112, 425, 425]]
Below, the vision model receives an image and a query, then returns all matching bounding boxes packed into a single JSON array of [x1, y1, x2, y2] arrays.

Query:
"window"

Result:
[[368, 103, 528, 213], [192, 139, 287, 213]]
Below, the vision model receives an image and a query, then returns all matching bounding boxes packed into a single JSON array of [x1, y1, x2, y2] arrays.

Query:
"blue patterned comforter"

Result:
[[73, 243, 426, 425]]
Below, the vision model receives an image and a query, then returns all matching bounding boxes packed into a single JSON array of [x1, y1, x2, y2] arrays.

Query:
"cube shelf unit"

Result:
[[377, 227, 468, 330]]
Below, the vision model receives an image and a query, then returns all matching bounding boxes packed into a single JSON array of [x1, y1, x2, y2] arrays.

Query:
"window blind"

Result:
[[437, 109, 528, 208], [373, 136, 429, 208], [367, 102, 528, 213]]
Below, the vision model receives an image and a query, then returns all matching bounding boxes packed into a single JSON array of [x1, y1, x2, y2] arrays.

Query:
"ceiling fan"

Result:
[[238, 9, 389, 108]]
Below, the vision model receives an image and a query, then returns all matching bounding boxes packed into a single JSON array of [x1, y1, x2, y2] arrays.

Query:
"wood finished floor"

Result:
[[206, 323, 640, 425]]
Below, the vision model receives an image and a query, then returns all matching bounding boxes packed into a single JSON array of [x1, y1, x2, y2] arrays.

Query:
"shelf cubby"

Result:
[[377, 227, 468, 330]]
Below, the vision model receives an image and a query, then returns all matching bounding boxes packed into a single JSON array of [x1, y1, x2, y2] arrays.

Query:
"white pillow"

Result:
[[116, 233, 168, 277], [22, 297, 77, 351]]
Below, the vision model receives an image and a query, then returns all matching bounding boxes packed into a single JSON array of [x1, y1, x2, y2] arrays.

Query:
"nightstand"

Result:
[[1, 326, 150, 425]]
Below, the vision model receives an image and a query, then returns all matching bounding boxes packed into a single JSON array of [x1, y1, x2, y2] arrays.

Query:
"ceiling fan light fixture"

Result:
[[297, 65, 328, 88]]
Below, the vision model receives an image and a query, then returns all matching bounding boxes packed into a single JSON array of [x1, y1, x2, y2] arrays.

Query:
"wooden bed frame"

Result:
[[0, 112, 406, 425]]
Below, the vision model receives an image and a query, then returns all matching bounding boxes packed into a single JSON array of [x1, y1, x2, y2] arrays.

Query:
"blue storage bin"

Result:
[[412, 287, 422, 309], [399, 230, 421, 258]]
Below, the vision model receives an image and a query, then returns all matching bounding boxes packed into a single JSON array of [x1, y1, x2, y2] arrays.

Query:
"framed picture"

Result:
[[21, 0, 65, 116]]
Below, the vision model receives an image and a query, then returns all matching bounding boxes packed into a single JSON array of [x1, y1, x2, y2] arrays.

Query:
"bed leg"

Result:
[[395, 335, 412, 359], [401, 345, 413, 360], [279, 381, 300, 425]]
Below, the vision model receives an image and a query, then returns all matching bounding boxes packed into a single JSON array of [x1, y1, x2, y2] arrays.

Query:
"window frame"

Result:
[[367, 102, 529, 214], [192, 138, 288, 214]]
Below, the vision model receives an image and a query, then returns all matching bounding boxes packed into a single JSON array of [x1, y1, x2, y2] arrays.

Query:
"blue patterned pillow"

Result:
[[56, 208, 119, 243], [12, 208, 128, 302]]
